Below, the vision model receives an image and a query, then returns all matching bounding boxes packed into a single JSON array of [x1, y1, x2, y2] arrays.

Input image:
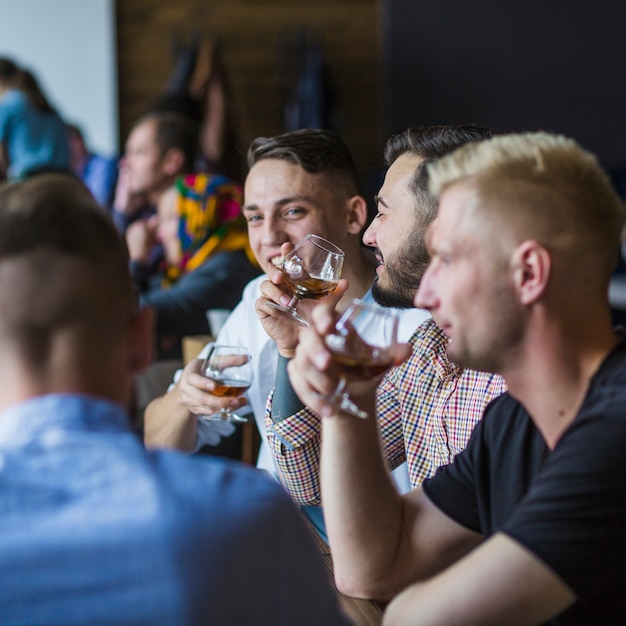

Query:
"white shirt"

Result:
[[175, 273, 430, 492]]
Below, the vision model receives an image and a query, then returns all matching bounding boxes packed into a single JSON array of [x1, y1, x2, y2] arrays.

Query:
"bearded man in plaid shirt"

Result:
[[262, 125, 507, 507]]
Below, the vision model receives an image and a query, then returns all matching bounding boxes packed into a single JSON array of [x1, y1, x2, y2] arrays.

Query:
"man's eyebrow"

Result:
[[373, 195, 389, 208], [243, 195, 316, 212]]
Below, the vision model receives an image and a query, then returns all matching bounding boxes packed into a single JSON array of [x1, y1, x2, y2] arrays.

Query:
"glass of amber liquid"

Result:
[[266, 234, 345, 327], [200, 345, 254, 423], [322, 299, 398, 419]]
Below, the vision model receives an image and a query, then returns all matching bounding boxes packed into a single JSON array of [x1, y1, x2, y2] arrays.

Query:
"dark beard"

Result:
[[370, 231, 431, 309]]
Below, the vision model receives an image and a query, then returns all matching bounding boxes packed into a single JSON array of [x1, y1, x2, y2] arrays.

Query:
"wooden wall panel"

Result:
[[116, 0, 385, 184]]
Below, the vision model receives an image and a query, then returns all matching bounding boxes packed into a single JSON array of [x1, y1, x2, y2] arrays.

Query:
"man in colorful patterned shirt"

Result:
[[264, 125, 507, 504]]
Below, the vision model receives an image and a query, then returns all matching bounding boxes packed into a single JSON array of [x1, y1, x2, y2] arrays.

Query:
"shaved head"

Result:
[[0, 175, 136, 378]]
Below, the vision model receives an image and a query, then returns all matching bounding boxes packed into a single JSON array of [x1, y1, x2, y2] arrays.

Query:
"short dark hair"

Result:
[[247, 128, 361, 196], [0, 174, 133, 363], [384, 125, 494, 222], [0, 57, 19, 85], [148, 93, 203, 126], [15, 69, 55, 114], [133, 111, 198, 173], [0, 175, 123, 260]]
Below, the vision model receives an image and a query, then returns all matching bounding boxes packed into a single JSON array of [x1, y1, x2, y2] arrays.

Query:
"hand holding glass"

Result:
[[200, 345, 254, 423], [321, 299, 398, 419], [266, 234, 345, 327]]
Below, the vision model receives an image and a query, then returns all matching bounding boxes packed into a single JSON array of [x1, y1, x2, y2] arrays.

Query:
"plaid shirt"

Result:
[[266, 318, 507, 505]]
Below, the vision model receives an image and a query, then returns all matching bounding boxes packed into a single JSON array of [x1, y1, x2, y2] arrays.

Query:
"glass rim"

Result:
[[206, 344, 251, 353], [298, 233, 345, 257], [341, 297, 400, 319]]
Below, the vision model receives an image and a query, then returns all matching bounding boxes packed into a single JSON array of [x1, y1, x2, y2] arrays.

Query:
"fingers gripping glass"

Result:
[[266, 234, 345, 327], [200, 345, 254, 423], [320, 299, 398, 419]]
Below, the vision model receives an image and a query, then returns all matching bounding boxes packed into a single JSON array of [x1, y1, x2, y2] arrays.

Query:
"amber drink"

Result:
[[266, 234, 344, 327], [200, 345, 254, 423], [319, 299, 398, 419]]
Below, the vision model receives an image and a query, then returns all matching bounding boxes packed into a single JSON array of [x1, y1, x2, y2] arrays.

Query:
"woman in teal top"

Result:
[[0, 58, 70, 180]]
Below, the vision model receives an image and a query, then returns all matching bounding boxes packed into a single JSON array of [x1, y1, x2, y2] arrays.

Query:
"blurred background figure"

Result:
[[0, 58, 70, 181], [111, 111, 198, 235], [127, 172, 260, 360], [66, 123, 118, 208]]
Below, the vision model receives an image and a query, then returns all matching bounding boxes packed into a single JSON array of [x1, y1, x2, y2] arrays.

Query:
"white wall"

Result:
[[0, 0, 118, 157]]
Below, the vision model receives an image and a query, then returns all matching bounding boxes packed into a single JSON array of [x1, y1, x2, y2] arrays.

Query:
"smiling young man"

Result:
[[143, 129, 424, 480], [264, 126, 506, 505], [288, 132, 626, 625]]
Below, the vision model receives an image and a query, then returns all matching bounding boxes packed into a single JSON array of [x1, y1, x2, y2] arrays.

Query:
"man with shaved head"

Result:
[[0, 174, 347, 625]]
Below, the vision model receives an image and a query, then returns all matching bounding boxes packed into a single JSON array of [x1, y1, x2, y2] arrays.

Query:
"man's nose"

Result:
[[362, 219, 378, 248], [260, 216, 288, 246], [414, 263, 436, 310]]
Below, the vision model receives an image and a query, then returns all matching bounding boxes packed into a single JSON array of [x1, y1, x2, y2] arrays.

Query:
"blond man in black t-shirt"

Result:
[[288, 132, 626, 625]]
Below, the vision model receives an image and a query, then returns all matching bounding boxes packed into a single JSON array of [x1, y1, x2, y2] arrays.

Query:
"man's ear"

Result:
[[346, 195, 368, 234], [128, 305, 155, 374], [511, 240, 551, 305], [161, 147, 185, 177]]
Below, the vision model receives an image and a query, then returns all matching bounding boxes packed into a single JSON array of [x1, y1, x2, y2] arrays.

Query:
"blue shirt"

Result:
[[0, 90, 70, 179], [78, 152, 118, 207], [0, 394, 347, 626]]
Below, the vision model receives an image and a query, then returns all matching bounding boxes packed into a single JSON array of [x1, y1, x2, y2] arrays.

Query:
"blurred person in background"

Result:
[[111, 111, 197, 235], [127, 172, 260, 361], [0, 59, 70, 181], [66, 122, 118, 208]]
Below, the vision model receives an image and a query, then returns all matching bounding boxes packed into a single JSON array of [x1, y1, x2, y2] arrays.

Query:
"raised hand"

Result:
[[125, 215, 159, 264], [198, 345, 254, 423], [256, 272, 348, 357], [175, 356, 248, 417], [265, 234, 345, 327], [287, 302, 412, 418]]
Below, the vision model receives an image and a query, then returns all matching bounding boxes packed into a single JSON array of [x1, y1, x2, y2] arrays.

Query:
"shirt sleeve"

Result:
[[265, 389, 324, 505], [265, 368, 410, 506], [138, 250, 259, 336]]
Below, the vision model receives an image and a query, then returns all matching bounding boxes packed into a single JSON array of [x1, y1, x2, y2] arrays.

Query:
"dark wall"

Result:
[[116, 0, 384, 181], [384, 1, 626, 170]]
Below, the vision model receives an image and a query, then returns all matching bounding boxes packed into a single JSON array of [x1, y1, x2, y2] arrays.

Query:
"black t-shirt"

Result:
[[423, 341, 626, 626]]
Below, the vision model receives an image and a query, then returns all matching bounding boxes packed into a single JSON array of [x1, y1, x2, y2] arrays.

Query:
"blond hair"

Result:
[[427, 132, 625, 277]]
